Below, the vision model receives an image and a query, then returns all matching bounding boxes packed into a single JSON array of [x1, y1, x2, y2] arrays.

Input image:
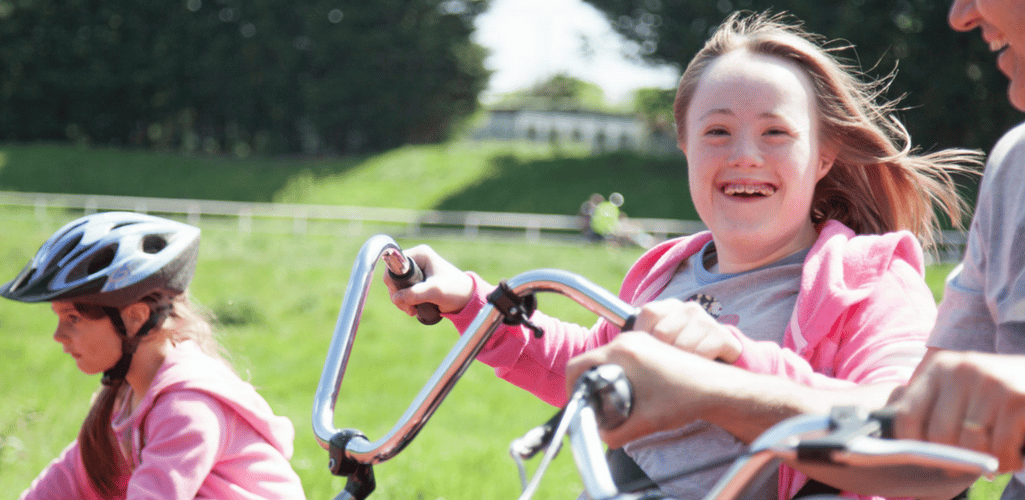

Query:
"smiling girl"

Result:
[[2, 212, 305, 500], [387, 11, 980, 499]]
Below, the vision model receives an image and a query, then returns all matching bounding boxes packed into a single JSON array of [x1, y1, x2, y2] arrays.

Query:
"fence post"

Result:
[[238, 207, 252, 233], [526, 220, 540, 243], [464, 214, 480, 239], [34, 197, 46, 222], [187, 203, 201, 226], [292, 210, 307, 234]]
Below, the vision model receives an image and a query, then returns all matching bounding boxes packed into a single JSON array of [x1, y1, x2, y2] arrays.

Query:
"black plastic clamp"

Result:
[[796, 406, 882, 464], [328, 429, 370, 476], [487, 280, 543, 338], [328, 430, 376, 500]]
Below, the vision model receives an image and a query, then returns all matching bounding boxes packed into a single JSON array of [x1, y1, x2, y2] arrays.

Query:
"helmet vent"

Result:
[[8, 269, 33, 292], [53, 234, 84, 266], [142, 235, 167, 254], [85, 245, 117, 275]]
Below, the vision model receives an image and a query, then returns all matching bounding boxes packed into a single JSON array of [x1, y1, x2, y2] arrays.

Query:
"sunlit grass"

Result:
[[0, 141, 695, 221], [0, 205, 1000, 499], [0, 206, 640, 499]]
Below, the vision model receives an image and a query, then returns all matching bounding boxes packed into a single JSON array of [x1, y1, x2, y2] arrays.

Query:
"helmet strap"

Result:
[[100, 305, 168, 386]]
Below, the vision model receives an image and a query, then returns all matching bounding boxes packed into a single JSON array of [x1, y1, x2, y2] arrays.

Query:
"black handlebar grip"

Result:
[[870, 407, 1025, 455], [868, 407, 896, 439], [388, 256, 443, 325], [579, 364, 633, 431]]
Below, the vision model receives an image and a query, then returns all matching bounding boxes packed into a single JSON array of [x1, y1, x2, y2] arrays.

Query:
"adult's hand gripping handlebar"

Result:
[[312, 234, 639, 471]]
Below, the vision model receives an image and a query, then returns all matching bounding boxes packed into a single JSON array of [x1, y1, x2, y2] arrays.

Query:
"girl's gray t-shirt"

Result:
[[624, 240, 808, 500]]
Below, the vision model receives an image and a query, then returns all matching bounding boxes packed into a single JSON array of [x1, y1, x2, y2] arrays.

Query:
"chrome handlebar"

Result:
[[314, 234, 1000, 500], [312, 234, 638, 466], [563, 407, 999, 500]]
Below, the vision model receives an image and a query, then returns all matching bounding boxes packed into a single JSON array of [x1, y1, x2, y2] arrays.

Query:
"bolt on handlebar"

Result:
[[312, 234, 638, 466]]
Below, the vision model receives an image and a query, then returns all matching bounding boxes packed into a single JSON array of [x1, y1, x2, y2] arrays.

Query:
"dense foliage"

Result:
[[583, 0, 1024, 154], [0, 0, 490, 154]]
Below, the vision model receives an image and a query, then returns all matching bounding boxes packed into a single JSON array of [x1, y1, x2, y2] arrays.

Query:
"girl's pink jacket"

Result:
[[20, 340, 306, 500], [445, 220, 933, 499]]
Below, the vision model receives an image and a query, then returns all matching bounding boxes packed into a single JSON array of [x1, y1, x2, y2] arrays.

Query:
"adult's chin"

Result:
[[1009, 83, 1025, 113], [998, 49, 1025, 111]]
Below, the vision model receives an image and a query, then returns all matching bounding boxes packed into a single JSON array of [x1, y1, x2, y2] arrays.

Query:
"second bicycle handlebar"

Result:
[[313, 234, 1002, 500], [312, 234, 638, 469]]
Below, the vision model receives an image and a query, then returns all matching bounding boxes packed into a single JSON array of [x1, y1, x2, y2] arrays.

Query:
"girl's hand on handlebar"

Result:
[[888, 350, 1025, 473], [383, 245, 474, 316], [634, 299, 743, 364], [565, 332, 727, 449]]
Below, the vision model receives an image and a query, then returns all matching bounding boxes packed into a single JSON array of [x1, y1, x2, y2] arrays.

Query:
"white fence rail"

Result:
[[0, 191, 966, 262], [0, 191, 706, 244]]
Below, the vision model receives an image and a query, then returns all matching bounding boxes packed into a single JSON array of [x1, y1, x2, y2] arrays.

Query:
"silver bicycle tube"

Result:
[[703, 412, 999, 500], [313, 234, 399, 450], [704, 415, 832, 500], [568, 401, 624, 500]]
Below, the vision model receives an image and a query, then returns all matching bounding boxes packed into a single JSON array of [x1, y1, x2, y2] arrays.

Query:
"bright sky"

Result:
[[472, 0, 680, 104]]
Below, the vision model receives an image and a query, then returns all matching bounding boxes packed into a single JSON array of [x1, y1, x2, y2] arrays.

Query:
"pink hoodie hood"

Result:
[[134, 340, 296, 459], [621, 220, 929, 386]]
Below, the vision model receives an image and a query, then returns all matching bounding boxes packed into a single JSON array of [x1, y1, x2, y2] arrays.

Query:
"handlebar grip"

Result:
[[870, 407, 1025, 455], [387, 255, 443, 325], [868, 408, 896, 439], [578, 364, 633, 430]]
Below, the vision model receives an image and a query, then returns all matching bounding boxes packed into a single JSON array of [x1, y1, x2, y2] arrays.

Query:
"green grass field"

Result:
[[0, 142, 1002, 499], [0, 141, 699, 221], [0, 205, 647, 498], [0, 206, 1003, 499]]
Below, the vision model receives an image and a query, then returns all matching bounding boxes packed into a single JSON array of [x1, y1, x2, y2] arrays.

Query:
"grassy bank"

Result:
[[0, 206, 994, 498], [0, 206, 644, 498], [0, 141, 697, 220], [0, 139, 998, 498]]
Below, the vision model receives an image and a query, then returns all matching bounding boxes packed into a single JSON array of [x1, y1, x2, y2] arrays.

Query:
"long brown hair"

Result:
[[673, 11, 981, 249], [74, 292, 224, 496]]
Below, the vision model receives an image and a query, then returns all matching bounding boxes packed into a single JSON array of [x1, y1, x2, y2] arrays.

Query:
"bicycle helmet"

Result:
[[1, 212, 201, 385], [1, 211, 200, 308]]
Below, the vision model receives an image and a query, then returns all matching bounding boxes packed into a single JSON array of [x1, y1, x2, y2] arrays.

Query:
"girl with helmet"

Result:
[[2, 212, 305, 499]]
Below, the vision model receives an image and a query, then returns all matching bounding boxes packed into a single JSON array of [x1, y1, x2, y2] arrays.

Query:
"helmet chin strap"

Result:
[[100, 306, 168, 386]]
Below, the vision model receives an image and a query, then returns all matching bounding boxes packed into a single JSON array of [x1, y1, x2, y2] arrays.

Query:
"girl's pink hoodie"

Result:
[[445, 220, 933, 499], [19, 340, 306, 500]]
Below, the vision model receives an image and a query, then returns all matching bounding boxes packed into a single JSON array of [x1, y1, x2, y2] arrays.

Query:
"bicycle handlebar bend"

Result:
[[312, 234, 639, 468]]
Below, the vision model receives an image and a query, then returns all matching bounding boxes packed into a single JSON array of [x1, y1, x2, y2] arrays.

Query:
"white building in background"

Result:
[[471, 108, 677, 156]]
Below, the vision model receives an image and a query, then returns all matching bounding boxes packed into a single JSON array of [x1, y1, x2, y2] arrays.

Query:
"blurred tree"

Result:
[[529, 74, 600, 101], [490, 73, 612, 111], [0, 0, 490, 155], [632, 87, 675, 135], [580, 0, 1023, 158]]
